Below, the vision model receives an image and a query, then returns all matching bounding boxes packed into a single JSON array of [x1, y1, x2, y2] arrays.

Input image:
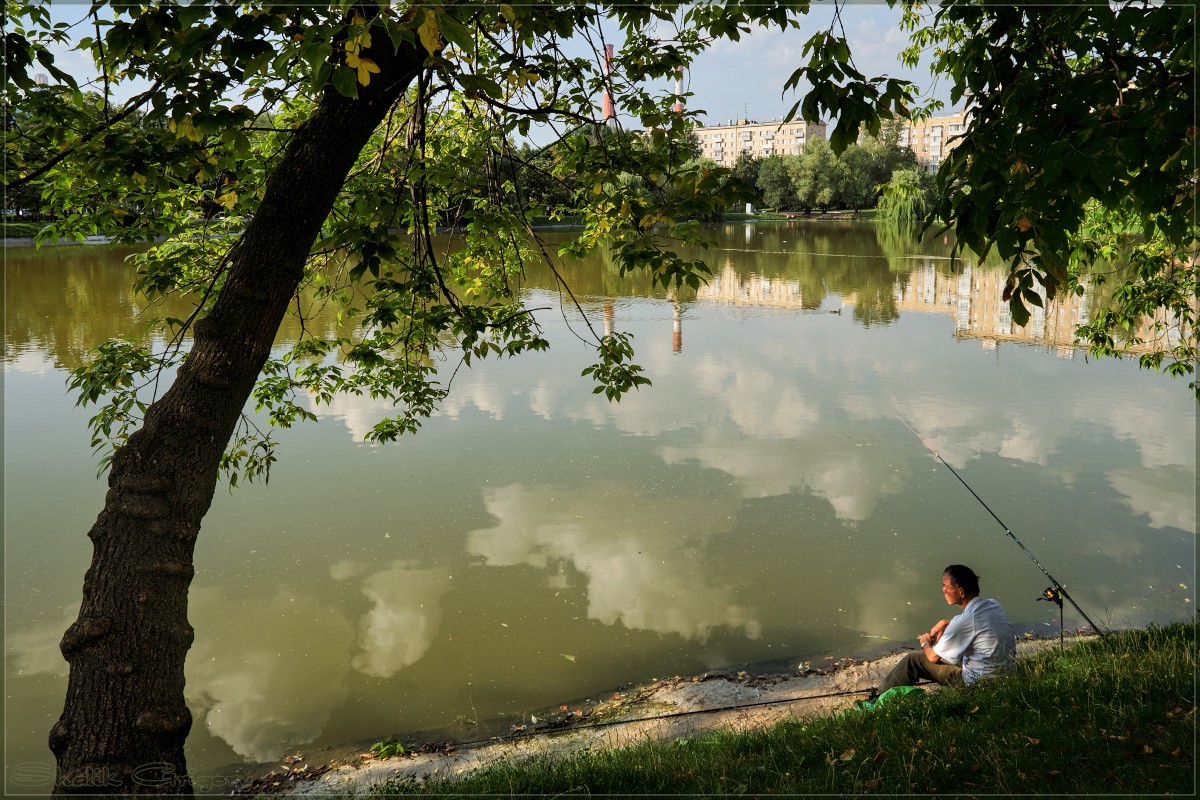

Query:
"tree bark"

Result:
[[51, 39, 425, 796]]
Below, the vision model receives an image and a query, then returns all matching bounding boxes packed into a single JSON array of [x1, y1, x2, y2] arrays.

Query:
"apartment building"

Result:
[[690, 110, 968, 172], [898, 110, 969, 170], [693, 118, 827, 168]]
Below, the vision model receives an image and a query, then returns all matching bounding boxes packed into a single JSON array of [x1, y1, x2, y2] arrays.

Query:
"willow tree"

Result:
[[877, 167, 934, 224]]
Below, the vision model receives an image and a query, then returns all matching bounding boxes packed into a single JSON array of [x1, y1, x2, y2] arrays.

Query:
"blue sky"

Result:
[[676, 3, 953, 126]]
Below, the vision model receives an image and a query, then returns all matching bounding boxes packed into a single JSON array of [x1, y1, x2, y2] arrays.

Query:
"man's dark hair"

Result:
[[944, 564, 980, 596]]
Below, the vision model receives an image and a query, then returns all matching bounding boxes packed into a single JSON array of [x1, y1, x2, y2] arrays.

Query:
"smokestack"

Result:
[[671, 298, 682, 353], [672, 66, 684, 114], [602, 44, 616, 127]]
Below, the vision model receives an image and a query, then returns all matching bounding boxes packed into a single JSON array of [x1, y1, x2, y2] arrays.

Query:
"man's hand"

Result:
[[929, 619, 950, 642]]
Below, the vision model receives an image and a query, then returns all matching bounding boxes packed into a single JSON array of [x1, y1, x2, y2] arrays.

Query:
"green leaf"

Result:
[[331, 65, 358, 98]]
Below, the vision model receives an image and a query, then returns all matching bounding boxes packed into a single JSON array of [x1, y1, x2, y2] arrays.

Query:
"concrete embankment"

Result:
[[240, 634, 1087, 796]]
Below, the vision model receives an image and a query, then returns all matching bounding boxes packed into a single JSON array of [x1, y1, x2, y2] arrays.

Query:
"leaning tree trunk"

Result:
[[50, 40, 425, 796]]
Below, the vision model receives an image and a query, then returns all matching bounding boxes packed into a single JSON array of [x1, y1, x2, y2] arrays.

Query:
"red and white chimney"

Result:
[[602, 44, 616, 127]]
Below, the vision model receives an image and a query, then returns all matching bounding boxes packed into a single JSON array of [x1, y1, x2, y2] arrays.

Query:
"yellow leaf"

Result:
[[499, 3, 517, 24], [132, 172, 147, 186], [173, 116, 198, 142], [216, 191, 237, 210], [839, 748, 856, 762], [417, 9, 441, 55], [560, 653, 576, 662], [355, 56, 379, 86]]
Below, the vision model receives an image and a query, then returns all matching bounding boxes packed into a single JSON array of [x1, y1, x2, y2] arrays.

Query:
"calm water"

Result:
[[4, 221, 1195, 792]]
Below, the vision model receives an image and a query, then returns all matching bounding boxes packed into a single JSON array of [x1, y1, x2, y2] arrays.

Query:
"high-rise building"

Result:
[[693, 118, 827, 167], [898, 111, 969, 170]]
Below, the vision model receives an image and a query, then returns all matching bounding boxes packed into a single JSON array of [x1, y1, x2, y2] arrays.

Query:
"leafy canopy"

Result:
[[897, 2, 1197, 391], [8, 1, 869, 483]]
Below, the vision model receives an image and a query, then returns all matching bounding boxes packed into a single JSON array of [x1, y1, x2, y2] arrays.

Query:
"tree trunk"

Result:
[[51, 40, 425, 796]]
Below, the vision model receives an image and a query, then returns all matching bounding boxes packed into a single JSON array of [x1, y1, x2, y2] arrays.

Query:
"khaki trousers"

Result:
[[878, 649, 963, 693]]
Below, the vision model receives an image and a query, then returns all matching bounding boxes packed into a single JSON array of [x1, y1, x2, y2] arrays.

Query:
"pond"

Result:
[[4, 220, 1194, 792]]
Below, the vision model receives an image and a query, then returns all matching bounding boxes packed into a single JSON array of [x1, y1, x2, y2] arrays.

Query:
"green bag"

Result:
[[854, 685, 925, 712]]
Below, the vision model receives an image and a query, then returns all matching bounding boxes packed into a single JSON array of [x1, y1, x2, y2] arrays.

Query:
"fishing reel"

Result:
[[1038, 586, 1064, 608], [1038, 585, 1066, 649]]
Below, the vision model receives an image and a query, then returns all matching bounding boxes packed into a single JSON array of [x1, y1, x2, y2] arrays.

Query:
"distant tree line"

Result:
[[9, 91, 926, 229], [728, 122, 935, 219], [506, 122, 937, 224]]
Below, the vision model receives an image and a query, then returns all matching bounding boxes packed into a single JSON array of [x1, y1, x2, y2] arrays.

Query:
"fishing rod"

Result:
[[897, 416, 1107, 638], [426, 682, 907, 753]]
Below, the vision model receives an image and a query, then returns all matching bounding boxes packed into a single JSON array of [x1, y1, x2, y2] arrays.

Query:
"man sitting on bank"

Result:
[[877, 564, 1016, 693]]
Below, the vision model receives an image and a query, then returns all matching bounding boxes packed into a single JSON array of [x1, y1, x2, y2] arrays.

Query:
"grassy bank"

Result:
[[3, 222, 46, 238], [378, 623, 1195, 795]]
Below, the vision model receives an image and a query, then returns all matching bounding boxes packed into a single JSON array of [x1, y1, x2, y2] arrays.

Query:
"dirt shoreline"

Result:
[[235, 632, 1093, 796]]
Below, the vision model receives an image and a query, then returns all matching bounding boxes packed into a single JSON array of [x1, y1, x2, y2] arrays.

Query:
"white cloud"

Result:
[[467, 483, 759, 642], [304, 391, 398, 443], [661, 427, 905, 521], [440, 379, 509, 421], [1107, 467, 1196, 532], [3, 350, 58, 376], [185, 588, 354, 762], [344, 561, 452, 679], [7, 605, 76, 678]]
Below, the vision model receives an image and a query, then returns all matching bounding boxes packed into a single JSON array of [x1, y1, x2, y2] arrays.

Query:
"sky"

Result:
[[36, 3, 954, 130], [652, 3, 954, 127]]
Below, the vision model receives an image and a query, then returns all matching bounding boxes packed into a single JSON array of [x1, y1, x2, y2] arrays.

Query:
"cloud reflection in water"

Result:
[[184, 587, 353, 762], [467, 483, 761, 642], [333, 559, 452, 679]]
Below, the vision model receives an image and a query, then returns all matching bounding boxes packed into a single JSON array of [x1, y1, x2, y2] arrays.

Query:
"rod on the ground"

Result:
[[897, 417, 1107, 638]]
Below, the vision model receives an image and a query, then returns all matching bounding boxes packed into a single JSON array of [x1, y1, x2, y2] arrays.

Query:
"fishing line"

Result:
[[896, 416, 1107, 637], [449, 684, 893, 751]]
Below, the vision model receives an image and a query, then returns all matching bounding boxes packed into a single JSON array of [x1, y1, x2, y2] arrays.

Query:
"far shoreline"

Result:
[[2, 210, 879, 247]]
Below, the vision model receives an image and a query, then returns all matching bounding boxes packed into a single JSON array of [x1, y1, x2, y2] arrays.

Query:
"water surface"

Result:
[[5, 221, 1194, 792]]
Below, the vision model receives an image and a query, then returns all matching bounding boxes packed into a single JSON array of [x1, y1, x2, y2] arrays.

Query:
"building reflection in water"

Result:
[[696, 261, 806, 309], [694, 257, 1177, 357]]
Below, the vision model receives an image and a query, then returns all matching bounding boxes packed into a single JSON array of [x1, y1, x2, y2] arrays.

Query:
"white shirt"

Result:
[[933, 596, 1016, 684]]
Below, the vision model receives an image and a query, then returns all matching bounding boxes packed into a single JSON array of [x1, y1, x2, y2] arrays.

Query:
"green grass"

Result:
[[376, 622, 1195, 795], [3, 221, 46, 238]]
